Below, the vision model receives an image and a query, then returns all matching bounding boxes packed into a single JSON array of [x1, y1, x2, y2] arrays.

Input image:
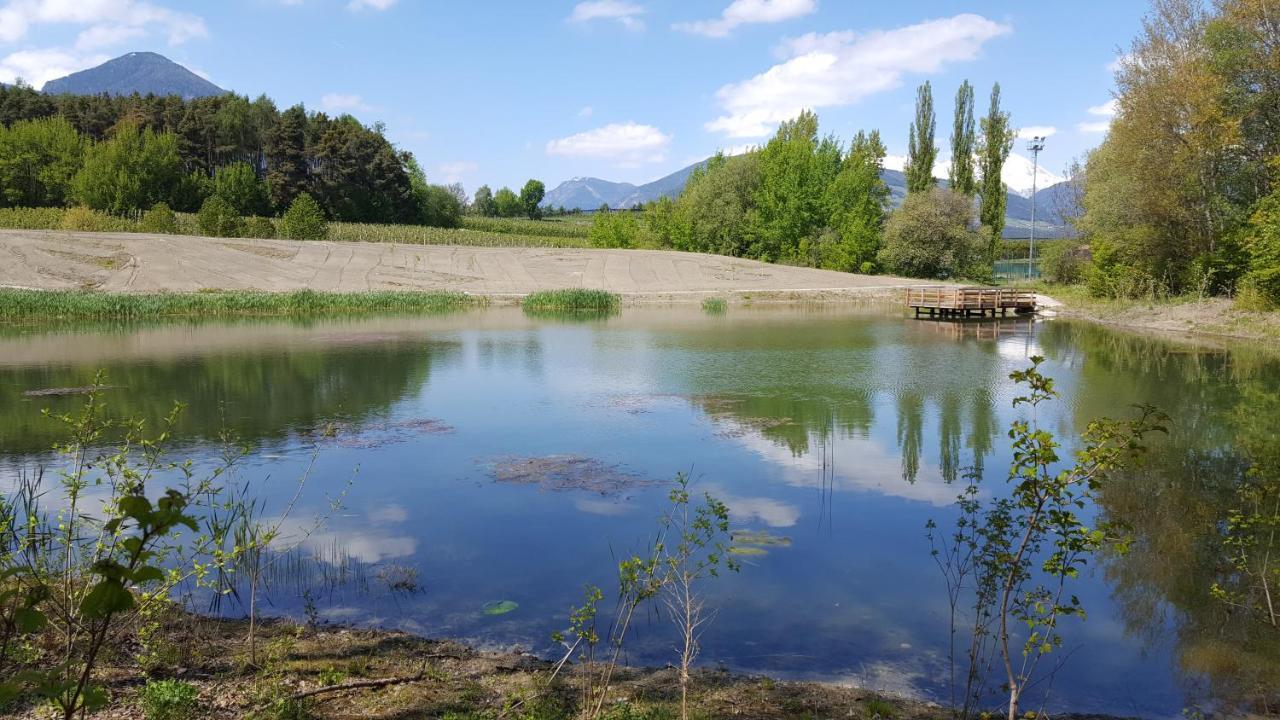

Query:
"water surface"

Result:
[[1, 305, 1276, 717]]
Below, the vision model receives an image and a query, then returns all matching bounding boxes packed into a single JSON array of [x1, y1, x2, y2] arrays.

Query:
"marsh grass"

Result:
[[701, 297, 728, 314], [0, 288, 476, 321], [522, 289, 620, 312]]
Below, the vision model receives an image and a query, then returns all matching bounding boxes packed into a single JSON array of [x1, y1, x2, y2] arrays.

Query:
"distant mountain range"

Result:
[[545, 162, 1075, 239], [41, 52, 225, 99]]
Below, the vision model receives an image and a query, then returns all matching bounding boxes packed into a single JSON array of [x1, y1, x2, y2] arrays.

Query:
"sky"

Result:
[[0, 0, 1145, 195]]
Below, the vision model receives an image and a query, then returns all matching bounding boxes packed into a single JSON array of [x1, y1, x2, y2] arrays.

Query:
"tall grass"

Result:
[[0, 288, 476, 321], [461, 215, 591, 239], [522, 289, 621, 313]]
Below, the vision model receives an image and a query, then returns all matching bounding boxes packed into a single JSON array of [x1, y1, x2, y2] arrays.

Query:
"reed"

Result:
[[521, 289, 621, 313], [0, 288, 476, 320]]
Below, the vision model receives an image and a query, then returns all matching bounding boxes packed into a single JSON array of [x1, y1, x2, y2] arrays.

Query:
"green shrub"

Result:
[[60, 206, 129, 233], [1038, 240, 1086, 285], [859, 261, 877, 275], [589, 210, 647, 249], [139, 679, 198, 720], [701, 297, 727, 314], [197, 195, 246, 238], [0, 207, 65, 230], [245, 216, 276, 239], [139, 202, 178, 234], [1235, 277, 1277, 312], [280, 193, 328, 240], [877, 188, 985, 279]]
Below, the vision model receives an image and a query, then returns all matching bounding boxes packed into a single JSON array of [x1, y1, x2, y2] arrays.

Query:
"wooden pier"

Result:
[[905, 287, 1037, 318]]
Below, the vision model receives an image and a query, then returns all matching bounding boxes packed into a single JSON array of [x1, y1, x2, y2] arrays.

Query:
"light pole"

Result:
[[1027, 136, 1046, 281]]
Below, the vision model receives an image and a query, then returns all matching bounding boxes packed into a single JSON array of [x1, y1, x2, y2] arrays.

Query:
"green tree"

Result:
[[906, 82, 937, 195], [493, 186, 522, 217], [196, 195, 246, 238], [878, 187, 985, 279], [71, 123, 183, 214], [824, 130, 889, 271], [266, 104, 308, 211], [520, 179, 545, 220], [138, 202, 178, 234], [472, 185, 496, 216], [279, 192, 328, 240], [212, 161, 269, 216], [311, 117, 416, 223], [978, 83, 1015, 259], [1241, 187, 1280, 306], [751, 110, 841, 261], [589, 209, 646, 248], [949, 80, 977, 198], [667, 152, 760, 256], [0, 116, 84, 207]]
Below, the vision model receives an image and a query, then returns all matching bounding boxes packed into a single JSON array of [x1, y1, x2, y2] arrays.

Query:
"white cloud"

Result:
[[1087, 98, 1117, 117], [546, 122, 672, 166], [74, 24, 145, 51], [348, 0, 397, 10], [578, 105, 594, 117], [706, 14, 1011, 138], [882, 153, 947, 181], [1016, 125, 1057, 140], [1077, 120, 1110, 134], [675, 0, 816, 38], [721, 143, 757, 156], [435, 160, 478, 184], [0, 0, 207, 45], [0, 48, 109, 87], [568, 0, 644, 30], [320, 92, 372, 113]]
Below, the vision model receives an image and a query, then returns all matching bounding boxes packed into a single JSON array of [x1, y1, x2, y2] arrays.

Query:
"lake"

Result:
[[1, 304, 1275, 718]]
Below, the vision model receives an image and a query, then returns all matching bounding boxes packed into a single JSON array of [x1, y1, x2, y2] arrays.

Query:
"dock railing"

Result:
[[905, 286, 1036, 317]]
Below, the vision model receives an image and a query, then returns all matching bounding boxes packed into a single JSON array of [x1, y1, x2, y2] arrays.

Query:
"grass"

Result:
[[521, 289, 621, 313], [0, 288, 477, 321], [702, 297, 728, 314]]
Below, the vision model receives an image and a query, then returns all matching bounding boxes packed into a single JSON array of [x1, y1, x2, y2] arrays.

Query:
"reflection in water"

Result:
[[2, 307, 1278, 716]]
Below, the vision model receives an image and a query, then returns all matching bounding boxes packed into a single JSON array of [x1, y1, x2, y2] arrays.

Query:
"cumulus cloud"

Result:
[[0, 0, 206, 45], [0, 48, 109, 87], [435, 160, 478, 184], [675, 0, 816, 38], [569, 0, 644, 30], [1087, 99, 1117, 117], [1016, 125, 1057, 140], [706, 14, 1011, 138], [546, 122, 672, 166], [320, 92, 372, 113]]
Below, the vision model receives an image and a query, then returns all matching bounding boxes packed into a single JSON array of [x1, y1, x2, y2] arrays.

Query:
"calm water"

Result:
[[1, 305, 1276, 717]]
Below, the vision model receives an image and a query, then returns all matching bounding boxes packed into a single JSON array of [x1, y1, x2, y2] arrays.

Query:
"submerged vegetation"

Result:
[[0, 288, 476, 321]]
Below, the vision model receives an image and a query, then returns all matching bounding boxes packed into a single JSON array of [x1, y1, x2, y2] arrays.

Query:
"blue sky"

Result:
[[0, 0, 1144, 194]]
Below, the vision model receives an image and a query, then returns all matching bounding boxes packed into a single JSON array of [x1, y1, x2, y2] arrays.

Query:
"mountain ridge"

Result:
[[42, 52, 225, 99]]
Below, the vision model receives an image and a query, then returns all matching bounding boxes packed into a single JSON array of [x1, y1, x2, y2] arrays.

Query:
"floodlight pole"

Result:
[[1027, 136, 1046, 280]]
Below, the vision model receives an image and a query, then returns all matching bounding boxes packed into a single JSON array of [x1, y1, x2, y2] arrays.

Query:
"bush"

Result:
[[139, 202, 178, 234], [1235, 277, 1276, 312], [589, 210, 648, 249], [196, 195, 246, 238], [139, 679, 199, 720], [877, 188, 985, 279], [213, 161, 270, 216], [0, 207, 65, 230], [245, 216, 277, 239], [279, 193, 328, 240], [1038, 241, 1086, 284], [1242, 189, 1280, 307], [60, 206, 130, 233]]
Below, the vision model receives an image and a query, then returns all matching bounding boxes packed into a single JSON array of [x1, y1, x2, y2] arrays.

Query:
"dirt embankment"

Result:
[[0, 229, 938, 301], [1039, 291, 1280, 344]]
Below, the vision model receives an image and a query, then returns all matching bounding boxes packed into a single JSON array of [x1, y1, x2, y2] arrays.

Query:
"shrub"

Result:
[[1038, 240, 1086, 284], [60, 206, 129, 233], [139, 679, 199, 720], [1242, 189, 1280, 307], [877, 188, 985, 279], [0, 207, 65, 230], [197, 195, 246, 238], [1235, 277, 1276, 312], [701, 297, 728, 314], [279, 193, 328, 240], [213, 161, 270, 216], [139, 202, 178, 234], [589, 210, 650, 249], [245, 216, 277, 239]]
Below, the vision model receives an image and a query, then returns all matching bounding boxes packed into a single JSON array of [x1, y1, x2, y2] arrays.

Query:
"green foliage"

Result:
[[461, 215, 589, 239], [589, 210, 649, 249], [751, 110, 842, 262], [906, 82, 937, 195], [0, 116, 84, 207], [139, 202, 178, 234], [481, 600, 519, 616], [310, 117, 416, 224], [169, 171, 213, 213], [1038, 241, 1086, 285], [0, 206, 63, 229], [822, 130, 890, 271], [197, 195, 246, 238], [471, 185, 496, 217], [978, 83, 1014, 253], [59, 205, 132, 233], [245, 216, 277, 239], [493, 187, 523, 218], [701, 297, 727, 314], [418, 184, 464, 229], [877, 188, 985, 279], [139, 679, 199, 720], [864, 698, 895, 719], [520, 179, 546, 220], [266, 105, 308, 211], [279, 192, 328, 240], [950, 81, 978, 198], [522, 289, 620, 314], [1241, 187, 1280, 306], [213, 161, 270, 216], [72, 123, 182, 215]]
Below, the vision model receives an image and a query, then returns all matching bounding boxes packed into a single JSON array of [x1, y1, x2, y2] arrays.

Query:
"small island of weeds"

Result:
[[522, 289, 621, 315], [701, 297, 728, 314], [0, 288, 476, 321]]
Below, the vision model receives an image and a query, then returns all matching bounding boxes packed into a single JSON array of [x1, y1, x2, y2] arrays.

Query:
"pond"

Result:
[[1, 304, 1276, 718]]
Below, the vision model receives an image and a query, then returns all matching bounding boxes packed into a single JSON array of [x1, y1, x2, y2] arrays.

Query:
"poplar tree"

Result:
[[949, 80, 977, 198], [905, 82, 937, 195], [978, 83, 1015, 256]]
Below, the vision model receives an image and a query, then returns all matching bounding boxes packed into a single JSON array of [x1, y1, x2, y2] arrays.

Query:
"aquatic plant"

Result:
[[701, 297, 728, 314], [0, 288, 475, 321], [482, 600, 519, 616], [522, 289, 621, 314]]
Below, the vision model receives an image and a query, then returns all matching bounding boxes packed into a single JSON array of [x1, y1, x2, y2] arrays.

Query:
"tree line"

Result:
[[0, 84, 463, 228], [588, 83, 1015, 280], [1073, 0, 1279, 306]]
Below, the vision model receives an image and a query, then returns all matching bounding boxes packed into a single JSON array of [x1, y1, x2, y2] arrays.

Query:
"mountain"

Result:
[[542, 161, 705, 211], [42, 52, 225, 99]]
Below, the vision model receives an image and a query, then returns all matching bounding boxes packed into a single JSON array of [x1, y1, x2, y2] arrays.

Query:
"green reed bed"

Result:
[[521, 289, 621, 312], [701, 297, 728, 314], [0, 288, 476, 321]]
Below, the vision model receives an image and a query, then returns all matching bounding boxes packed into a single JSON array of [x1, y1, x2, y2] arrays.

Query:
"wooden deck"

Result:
[[905, 287, 1037, 318]]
